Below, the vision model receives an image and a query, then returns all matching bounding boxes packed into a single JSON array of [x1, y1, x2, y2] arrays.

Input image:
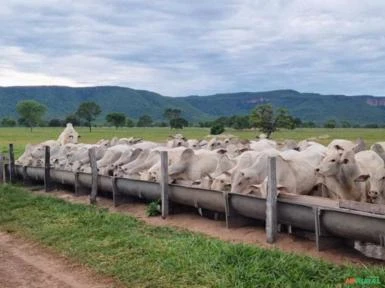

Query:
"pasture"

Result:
[[1, 126, 385, 157], [0, 185, 384, 287]]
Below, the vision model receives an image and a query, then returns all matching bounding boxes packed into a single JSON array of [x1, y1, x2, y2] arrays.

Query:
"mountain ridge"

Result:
[[0, 86, 384, 124]]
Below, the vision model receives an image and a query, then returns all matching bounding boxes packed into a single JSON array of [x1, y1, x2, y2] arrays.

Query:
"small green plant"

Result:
[[146, 200, 161, 216], [210, 124, 225, 135]]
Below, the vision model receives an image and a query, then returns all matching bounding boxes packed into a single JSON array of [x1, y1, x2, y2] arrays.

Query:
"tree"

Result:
[[170, 118, 188, 129], [16, 100, 47, 132], [164, 108, 181, 121], [275, 108, 296, 129], [48, 118, 63, 127], [324, 119, 337, 128], [1, 117, 16, 127], [210, 124, 225, 135], [137, 115, 153, 127], [126, 118, 135, 127], [249, 104, 296, 138], [64, 114, 81, 126], [340, 121, 351, 128], [232, 115, 250, 130], [302, 121, 317, 128], [164, 108, 187, 129], [106, 112, 126, 129], [76, 101, 101, 132]]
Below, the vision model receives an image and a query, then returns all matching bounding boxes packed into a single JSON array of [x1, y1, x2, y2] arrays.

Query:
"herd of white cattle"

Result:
[[15, 123, 385, 205]]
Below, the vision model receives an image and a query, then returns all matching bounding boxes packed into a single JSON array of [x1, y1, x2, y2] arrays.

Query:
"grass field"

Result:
[[0, 185, 384, 287], [1, 126, 385, 157]]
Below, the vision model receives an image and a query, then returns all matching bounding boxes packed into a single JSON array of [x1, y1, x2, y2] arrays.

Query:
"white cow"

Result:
[[315, 147, 368, 201], [168, 149, 220, 184], [57, 123, 79, 145], [250, 154, 319, 197]]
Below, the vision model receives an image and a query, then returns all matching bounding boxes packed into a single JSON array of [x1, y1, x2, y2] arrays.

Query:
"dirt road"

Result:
[[0, 232, 121, 288]]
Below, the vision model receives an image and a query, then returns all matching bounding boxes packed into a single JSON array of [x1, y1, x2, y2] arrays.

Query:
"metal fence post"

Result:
[[160, 151, 169, 218], [266, 156, 277, 244], [89, 147, 98, 204]]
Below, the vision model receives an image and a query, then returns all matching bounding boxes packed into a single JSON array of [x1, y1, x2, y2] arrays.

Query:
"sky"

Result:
[[1, 0, 385, 96]]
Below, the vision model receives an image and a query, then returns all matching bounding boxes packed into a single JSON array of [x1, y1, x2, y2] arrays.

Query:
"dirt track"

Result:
[[0, 232, 121, 288]]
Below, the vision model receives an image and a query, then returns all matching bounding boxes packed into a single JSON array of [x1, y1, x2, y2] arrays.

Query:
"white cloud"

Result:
[[1, 0, 385, 96]]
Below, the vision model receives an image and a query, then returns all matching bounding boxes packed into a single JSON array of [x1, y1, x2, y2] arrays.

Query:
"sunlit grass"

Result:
[[0, 185, 384, 287], [1, 126, 385, 157]]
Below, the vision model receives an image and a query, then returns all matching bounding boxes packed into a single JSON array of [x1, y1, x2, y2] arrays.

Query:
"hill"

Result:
[[0, 86, 384, 124]]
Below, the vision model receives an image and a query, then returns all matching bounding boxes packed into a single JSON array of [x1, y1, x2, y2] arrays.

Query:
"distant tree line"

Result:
[[2, 100, 384, 133], [3, 100, 191, 131]]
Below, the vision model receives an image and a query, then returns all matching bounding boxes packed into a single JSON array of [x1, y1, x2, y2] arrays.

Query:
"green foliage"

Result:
[[105, 112, 126, 129], [126, 118, 134, 127], [170, 117, 188, 129], [76, 101, 101, 132], [324, 119, 337, 129], [0, 185, 384, 287], [164, 108, 188, 129], [1, 117, 16, 127], [16, 100, 47, 132], [302, 121, 317, 128], [210, 124, 225, 135], [48, 118, 63, 127], [364, 123, 379, 128], [250, 104, 296, 138], [64, 114, 81, 126], [341, 121, 351, 128], [137, 115, 153, 127], [153, 121, 168, 127], [146, 200, 161, 216], [163, 108, 182, 121], [3, 87, 385, 125], [275, 108, 296, 129]]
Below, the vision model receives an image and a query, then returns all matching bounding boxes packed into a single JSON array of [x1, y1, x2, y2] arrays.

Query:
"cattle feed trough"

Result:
[[3, 145, 385, 261]]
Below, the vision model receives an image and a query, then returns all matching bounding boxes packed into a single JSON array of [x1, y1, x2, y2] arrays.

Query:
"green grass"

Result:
[[2, 126, 385, 158], [0, 185, 384, 287]]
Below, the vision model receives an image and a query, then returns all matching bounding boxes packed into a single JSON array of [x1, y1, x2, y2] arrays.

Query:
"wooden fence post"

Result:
[[112, 177, 120, 207], [8, 144, 15, 184], [89, 147, 98, 205], [0, 153, 3, 184], [160, 151, 169, 219], [44, 146, 54, 192], [266, 156, 278, 244]]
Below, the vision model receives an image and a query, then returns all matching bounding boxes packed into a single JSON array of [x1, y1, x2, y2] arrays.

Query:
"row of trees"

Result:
[[5, 100, 384, 135], [9, 100, 191, 131]]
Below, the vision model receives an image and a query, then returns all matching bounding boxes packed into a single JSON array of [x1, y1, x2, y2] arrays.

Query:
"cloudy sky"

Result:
[[1, 0, 385, 96]]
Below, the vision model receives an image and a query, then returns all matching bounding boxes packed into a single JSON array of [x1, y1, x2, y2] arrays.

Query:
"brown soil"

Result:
[[0, 232, 123, 288], [36, 190, 383, 266]]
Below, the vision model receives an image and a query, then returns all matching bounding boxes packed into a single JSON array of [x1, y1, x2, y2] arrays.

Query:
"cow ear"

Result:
[[355, 174, 370, 182], [181, 148, 194, 161], [354, 138, 366, 153]]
